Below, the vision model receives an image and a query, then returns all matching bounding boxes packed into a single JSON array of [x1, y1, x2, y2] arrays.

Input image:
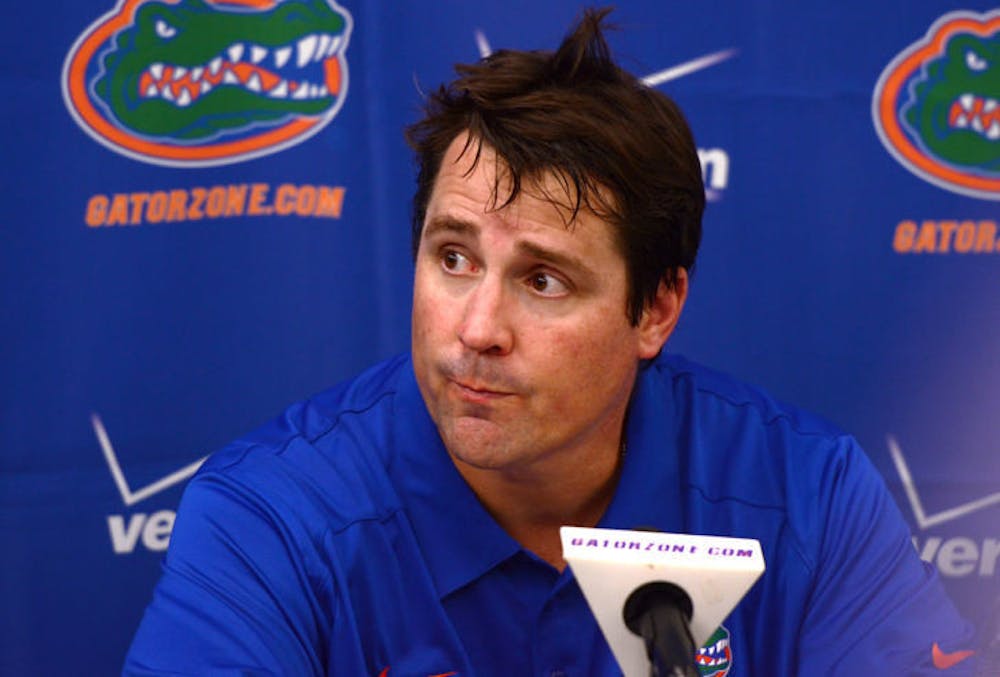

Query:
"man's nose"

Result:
[[457, 275, 514, 355]]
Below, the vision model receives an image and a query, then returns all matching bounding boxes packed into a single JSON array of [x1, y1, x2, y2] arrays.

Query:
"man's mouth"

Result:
[[448, 378, 513, 402]]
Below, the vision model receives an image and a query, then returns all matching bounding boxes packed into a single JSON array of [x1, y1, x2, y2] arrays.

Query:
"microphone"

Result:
[[623, 580, 697, 676], [561, 526, 765, 677]]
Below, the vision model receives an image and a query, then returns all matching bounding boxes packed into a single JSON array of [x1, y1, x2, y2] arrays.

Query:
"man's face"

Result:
[[412, 134, 668, 475]]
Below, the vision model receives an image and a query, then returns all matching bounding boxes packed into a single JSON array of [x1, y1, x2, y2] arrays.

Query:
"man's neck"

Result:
[[451, 436, 624, 571]]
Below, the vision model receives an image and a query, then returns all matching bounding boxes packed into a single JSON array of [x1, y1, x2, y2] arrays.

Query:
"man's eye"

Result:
[[528, 272, 569, 296], [441, 250, 474, 273]]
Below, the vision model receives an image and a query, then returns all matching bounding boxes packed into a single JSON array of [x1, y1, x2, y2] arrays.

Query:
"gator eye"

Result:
[[965, 50, 987, 72], [155, 19, 177, 39]]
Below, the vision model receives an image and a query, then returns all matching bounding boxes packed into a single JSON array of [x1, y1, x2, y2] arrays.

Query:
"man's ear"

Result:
[[637, 268, 688, 360]]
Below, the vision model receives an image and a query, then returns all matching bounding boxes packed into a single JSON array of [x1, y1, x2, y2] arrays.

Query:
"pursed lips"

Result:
[[447, 377, 514, 403]]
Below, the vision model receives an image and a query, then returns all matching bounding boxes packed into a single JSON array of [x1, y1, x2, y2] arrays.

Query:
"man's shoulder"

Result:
[[651, 352, 846, 442], [206, 353, 407, 460], [649, 354, 898, 576], [191, 354, 413, 528], [647, 353, 872, 516]]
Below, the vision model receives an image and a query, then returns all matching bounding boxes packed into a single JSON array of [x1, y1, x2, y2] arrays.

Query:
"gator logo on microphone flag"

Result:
[[872, 10, 1000, 200], [695, 625, 732, 676], [62, 0, 353, 167]]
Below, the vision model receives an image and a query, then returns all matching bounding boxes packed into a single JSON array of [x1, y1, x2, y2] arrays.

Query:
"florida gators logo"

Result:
[[872, 10, 1000, 200], [695, 625, 732, 676], [62, 0, 352, 167]]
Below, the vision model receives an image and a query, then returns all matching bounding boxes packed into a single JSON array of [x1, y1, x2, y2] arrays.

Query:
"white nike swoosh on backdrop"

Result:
[[473, 29, 736, 85], [640, 49, 738, 86]]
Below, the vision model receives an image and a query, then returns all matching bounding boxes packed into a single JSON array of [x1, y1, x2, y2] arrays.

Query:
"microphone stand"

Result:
[[623, 582, 699, 677]]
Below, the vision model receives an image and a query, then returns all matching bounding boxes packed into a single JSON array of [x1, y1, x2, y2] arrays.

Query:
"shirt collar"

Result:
[[389, 359, 521, 600]]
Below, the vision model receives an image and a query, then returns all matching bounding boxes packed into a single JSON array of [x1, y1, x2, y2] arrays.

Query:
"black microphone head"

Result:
[[623, 581, 694, 636]]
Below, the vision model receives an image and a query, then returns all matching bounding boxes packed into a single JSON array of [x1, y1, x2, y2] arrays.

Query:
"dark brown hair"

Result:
[[406, 7, 704, 325]]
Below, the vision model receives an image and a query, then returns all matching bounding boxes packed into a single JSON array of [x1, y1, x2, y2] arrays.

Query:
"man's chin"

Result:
[[439, 415, 517, 471]]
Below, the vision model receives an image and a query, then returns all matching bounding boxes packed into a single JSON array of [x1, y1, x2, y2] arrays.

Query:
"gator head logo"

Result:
[[62, 0, 352, 167], [873, 10, 1000, 200], [695, 625, 732, 676]]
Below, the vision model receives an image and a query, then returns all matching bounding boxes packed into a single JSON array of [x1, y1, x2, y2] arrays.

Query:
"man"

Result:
[[125, 9, 976, 675]]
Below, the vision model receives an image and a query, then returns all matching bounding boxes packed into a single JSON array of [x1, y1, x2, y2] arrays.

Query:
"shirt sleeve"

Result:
[[122, 466, 334, 676], [796, 437, 978, 674]]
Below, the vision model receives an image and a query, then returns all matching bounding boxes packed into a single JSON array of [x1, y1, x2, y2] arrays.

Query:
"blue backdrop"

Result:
[[2, 1, 998, 673]]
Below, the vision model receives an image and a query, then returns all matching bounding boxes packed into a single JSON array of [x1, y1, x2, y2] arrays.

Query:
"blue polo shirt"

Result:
[[124, 353, 976, 675]]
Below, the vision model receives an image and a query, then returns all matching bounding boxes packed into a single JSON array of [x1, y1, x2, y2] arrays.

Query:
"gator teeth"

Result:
[[960, 93, 974, 111], [191, 66, 204, 82], [292, 82, 309, 99], [161, 85, 174, 101], [144, 84, 157, 97], [201, 80, 212, 95], [326, 35, 341, 57], [972, 116, 984, 133], [955, 114, 969, 128], [699, 638, 729, 658], [986, 99, 998, 113], [297, 34, 318, 67], [150, 63, 164, 80], [209, 57, 222, 75], [173, 66, 187, 80], [246, 72, 262, 92], [228, 43, 244, 63], [988, 121, 1000, 140], [176, 88, 191, 107], [316, 35, 331, 60], [223, 69, 240, 85], [275, 46, 292, 69], [250, 44, 267, 64], [269, 80, 288, 98]]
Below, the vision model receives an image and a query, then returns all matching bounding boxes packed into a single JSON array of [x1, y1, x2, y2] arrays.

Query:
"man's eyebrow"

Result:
[[422, 216, 478, 240], [516, 241, 594, 278]]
